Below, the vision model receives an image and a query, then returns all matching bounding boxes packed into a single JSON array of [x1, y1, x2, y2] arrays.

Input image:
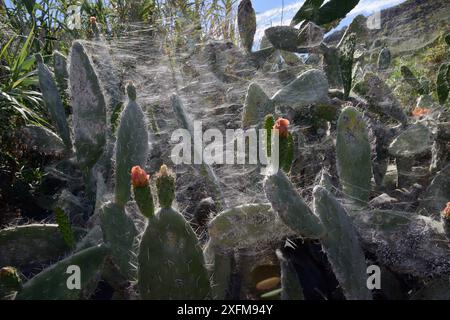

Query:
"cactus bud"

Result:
[[156, 165, 176, 208], [89, 16, 97, 25], [131, 166, 150, 188], [273, 118, 290, 138], [411, 107, 430, 118]]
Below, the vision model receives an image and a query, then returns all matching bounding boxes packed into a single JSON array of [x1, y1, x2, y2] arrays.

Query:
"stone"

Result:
[[265, 26, 300, 52], [297, 22, 324, 48], [369, 193, 398, 209], [388, 123, 432, 158], [272, 69, 329, 108]]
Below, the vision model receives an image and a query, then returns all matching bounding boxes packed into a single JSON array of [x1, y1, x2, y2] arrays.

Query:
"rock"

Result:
[[208, 203, 293, 251], [419, 165, 450, 218], [265, 26, 301, 52], [369, 193, 398, 209], [272, 69, 329, 108], [242, 83, 274, 128], [20, 125, 66, 156], [353, 73, 408, 126], [305, 53, 320, 65], [388, 123, 432, 158], [297, 22, 324, 48]]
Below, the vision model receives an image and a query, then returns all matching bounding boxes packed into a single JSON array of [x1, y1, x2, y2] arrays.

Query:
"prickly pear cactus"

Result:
[[238, 0, 256, 52], [54, 208, 76, 249], [114, 84, 149, 207], [0, 224, 84, 268], [313, 186, 372, 300], [436, 63, 449, 105], [131, 166, 155, 219], [336, 106, 372, 206], [276, 250, 304, 300], [16, 244, 109, 300], [138, 206, 211, 300], [138, 165, 210, 299], [264, 170, 325, 238], [69, 41, 108, 172], [36, 54, 72, 149], [204, 241, 232, 300], [53, 50, 69, 93], [99, 202, 138, 278], [242, 83, 274, 128], [338, 33, 356, 99]]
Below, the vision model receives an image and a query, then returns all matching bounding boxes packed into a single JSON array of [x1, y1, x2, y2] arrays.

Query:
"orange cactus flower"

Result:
[[89, 16, 97, 25], [411, 107, 430, 117], [131, 166, 150, 188], [273, 118, 290, 137], [443, 202, 450, 219]]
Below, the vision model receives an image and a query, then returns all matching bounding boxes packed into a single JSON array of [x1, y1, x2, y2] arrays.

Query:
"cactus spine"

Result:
[[336, 106, 372, 206], [36, 53, 72, 149], [138, 165, 211, 300], [114, 83, 149, 207]]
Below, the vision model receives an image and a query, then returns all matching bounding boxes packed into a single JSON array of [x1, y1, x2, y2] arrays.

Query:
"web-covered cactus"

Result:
[[16, 244, 109, 300], [377, 47, 391, 70], [0, 224, 84, 268], [264, 170, 325, 239], [99, 202, 138, 279], [238, 0, 256, 52], [276, 250, 304, 300], [442, 203, 450, 238], [53, 50, 69, 93], [313, 186, 372, 300], [114, 83, 149, 207], [36, 53, 72, 150], [69, 40, 108, 175], [54, 208, 76, 249], [270, 116, 294, 173], [138, 165, 211, 299], [436, 63, 449, 105], [401, 65, 424, 95], [131, 166, 155, 219], [338, 33, 356, 99], [336, 106, 372, 206]]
